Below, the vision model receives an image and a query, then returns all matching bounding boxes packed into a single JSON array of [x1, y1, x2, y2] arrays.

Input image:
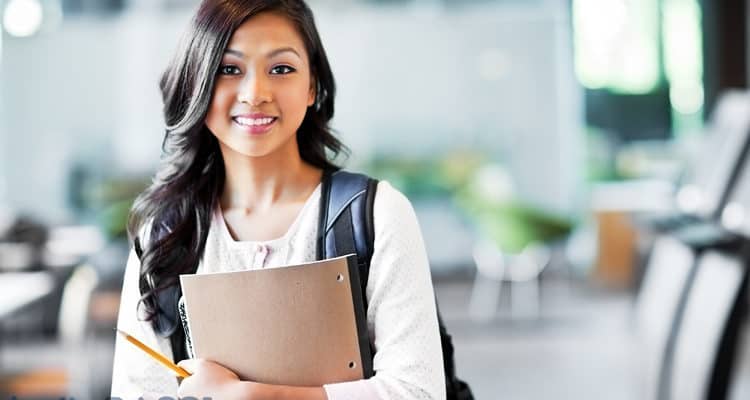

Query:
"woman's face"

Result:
[[205, 12, 315, 160]]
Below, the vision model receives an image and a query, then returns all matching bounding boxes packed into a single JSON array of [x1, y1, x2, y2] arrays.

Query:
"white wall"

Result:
[[317, 1, 584, 213], [1, 12, 189, 221]]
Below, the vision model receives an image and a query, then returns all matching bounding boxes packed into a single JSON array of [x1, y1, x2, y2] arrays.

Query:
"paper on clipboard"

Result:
[[179, 254, 372, 386]]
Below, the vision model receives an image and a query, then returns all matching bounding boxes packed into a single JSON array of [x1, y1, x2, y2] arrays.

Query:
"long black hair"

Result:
[[127, 0, 346, 329]]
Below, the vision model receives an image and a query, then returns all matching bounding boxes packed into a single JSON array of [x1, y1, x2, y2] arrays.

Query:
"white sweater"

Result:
[[110, 181, 446, 400]]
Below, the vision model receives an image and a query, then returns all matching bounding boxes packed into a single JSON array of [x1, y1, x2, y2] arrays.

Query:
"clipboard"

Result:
[[179, 254, 372, 386]]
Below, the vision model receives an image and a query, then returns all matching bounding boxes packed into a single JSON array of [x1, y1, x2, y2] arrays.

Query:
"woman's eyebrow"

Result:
[[223, 47, 302, 60]]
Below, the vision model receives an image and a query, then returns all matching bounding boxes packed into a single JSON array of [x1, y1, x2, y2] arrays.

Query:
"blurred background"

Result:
[[1, 0, 750, 398]]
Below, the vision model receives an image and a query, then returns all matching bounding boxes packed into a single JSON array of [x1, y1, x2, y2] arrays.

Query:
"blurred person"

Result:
[[110, 0, 445, 399]]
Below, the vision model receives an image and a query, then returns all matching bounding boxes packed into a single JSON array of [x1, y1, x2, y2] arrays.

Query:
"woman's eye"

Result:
[[270, 65, 296, 75], [218, 65, 241, 75]]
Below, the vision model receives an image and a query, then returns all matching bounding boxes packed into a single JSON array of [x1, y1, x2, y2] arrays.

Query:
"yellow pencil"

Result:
[[116, 328, 192, 378]]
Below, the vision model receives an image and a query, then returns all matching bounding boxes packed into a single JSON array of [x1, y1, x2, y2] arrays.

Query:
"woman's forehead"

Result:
[[226, 12, 307, 58]]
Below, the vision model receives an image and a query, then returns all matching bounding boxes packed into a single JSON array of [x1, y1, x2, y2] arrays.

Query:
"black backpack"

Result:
[[318, 170, 473, 400], [137, 169, 473, 400]]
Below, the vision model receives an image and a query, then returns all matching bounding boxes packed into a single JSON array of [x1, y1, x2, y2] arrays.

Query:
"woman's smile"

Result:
[[232, 112, 279, 135]]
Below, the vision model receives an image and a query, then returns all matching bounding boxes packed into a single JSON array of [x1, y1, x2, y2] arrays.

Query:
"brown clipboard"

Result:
[[179, 254, 372, 386]]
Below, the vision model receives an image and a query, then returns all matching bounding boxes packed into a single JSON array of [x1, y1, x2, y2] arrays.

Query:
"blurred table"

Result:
[[591, 180, 675, 288], [0, 272, 55, 319], [0, 271, 57, 375]]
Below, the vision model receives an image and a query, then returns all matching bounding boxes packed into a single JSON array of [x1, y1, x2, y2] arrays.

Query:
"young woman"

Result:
[[110, 1, 445, 399]]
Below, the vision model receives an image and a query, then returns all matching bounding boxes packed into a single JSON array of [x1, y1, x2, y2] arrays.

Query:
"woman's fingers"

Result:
[[177, 358, 199, 374]]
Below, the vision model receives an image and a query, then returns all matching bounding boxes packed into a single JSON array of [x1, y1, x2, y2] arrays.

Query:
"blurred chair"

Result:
[[668, 251, 748, 400], [469, 238, 550, 320], [1, 263, 100, 399], [634, 90, 750, 291], [59, 264, 99, 397], [635, 233, 750, 400], [635, 235, 697, 400], [650, 90, 750, 230]]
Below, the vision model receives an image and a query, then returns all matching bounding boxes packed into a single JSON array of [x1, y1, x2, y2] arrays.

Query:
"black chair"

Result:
[[667, 250, 748, 400], [635, 235, 698, 399], [656, 124, 750, 399], [652, 89, 750, 229], [634, 90, 750, 293]]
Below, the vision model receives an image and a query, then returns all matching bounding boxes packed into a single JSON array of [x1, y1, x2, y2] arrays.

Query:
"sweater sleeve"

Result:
[[110, 246, 180, 399], [323, 181, 447, 400]]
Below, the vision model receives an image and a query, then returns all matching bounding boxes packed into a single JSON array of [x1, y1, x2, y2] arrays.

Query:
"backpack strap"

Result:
[[317, 170, 377, 270], [317, 169, 378, 379]]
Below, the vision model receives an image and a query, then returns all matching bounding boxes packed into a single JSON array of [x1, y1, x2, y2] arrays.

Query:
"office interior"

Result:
[[1, 0, 750, 398]]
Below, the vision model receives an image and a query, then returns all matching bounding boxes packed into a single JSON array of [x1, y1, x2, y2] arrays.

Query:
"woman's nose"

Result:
[[237, 73, 271, 106]]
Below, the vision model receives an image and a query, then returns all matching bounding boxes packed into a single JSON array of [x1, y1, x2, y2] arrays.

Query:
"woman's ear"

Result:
[[308, 80, 316, 107]]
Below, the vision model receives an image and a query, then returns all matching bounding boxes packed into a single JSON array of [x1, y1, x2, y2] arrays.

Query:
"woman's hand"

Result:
[[176, 358, 328, 399], [177, 358, 264, 399]]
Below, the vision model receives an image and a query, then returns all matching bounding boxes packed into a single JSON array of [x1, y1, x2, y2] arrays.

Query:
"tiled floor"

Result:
[[435, 276, 750, 400]]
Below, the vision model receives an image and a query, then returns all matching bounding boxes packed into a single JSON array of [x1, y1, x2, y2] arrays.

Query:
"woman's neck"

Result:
[[219, 143, 322, 213]]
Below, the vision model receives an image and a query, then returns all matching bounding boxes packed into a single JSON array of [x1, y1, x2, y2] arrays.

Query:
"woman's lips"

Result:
[[232, 116, 278, 135]]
